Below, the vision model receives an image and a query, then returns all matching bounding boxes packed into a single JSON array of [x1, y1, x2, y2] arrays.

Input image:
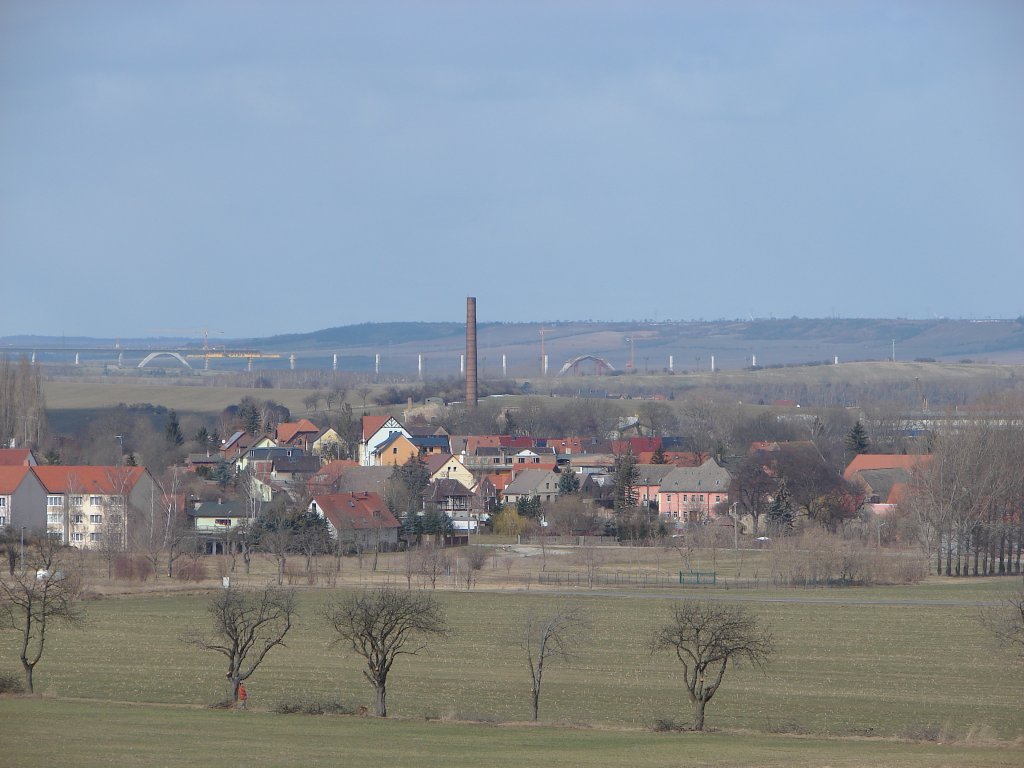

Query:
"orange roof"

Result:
[[276, 419, 320, 444], [362, 415, 393, 440], [313, 492, 400, 531], [636, 451, 706, 467], [33, 466, 147, 494], [464, 435, 503, 454], [0, 448, 34, 466], [0, 466, 34, 494], [843, 454, 932, 480]]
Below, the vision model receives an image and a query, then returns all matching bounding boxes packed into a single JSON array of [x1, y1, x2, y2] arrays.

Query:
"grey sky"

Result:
[[2, 1, 1022, 338]]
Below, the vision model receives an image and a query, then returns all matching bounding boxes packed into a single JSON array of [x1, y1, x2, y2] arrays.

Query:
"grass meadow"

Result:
[[1, 574, 1022, 766]]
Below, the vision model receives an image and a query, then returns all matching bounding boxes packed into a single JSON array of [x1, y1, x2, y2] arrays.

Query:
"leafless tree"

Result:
[[417, 544, 449, 589], [323, 587, 447, 717], [981, 590, 1024, 662], [522, 603, 590, 721], [651, 599, 772, 731], [462, 546, 488, 590], [184, 585, 296, 705], [0, 534, 85, 692]]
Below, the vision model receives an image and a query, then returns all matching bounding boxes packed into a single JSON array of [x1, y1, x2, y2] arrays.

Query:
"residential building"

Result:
[[33, 466, 160, 548], [308, 492, 400, 551], [657, 460, 731, 522], [0, 466, 46, 533], [359, 416, 411, 466]]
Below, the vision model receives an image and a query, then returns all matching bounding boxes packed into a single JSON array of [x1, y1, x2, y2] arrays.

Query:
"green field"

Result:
[[1, 582, 1021, 766], [2, 697, 1019, 768]]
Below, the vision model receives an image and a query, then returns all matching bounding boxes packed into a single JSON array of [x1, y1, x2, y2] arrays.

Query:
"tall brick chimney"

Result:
[[466, 297, 478, 413]]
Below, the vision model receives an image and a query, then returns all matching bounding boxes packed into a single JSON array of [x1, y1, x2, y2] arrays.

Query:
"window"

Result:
[[110, 495, 124, 508], [215, 518, 231, 527], [72, 532, 84, 542], [70, 496, 83, 507], [72, 515, 83, 524], [90, 496, 102, 507], [47, 513, 63, 524], [47, 495, 63, 507], [90, 532, 103, 542], [0, 497, 6, 508], [90, 514, 103, 524], [0, 516, 6, 527]]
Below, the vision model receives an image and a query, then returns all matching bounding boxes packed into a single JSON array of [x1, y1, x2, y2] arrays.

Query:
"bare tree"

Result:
[[651, 600, 772, 731], [0, 535, 85, 693], [417, 544, 449, 589], [323, 587, 447, 717], [462, 546, 488, 590], [981, 589, 1024, 662], [522, 603, 590, 721], [184, 585, 296, 705]]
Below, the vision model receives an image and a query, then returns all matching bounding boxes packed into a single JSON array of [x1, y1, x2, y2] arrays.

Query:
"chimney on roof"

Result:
[[466, 297, 478, 413]]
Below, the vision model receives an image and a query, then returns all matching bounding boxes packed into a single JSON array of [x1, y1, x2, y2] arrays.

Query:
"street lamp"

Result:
[[20, 526, 25, 570], [877, 520, 888, 548], [730, 502, 740, 551]]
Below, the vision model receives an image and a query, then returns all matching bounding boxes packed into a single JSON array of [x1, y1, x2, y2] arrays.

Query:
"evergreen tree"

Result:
[[846, 420, 870, 454], [650, 444, 668, 464], [557, 468, 580, 495], [516, 495, 543, 520], [165, 410, 184, 446], [612, 448, 640, 511], [766, 478, 795, 534]]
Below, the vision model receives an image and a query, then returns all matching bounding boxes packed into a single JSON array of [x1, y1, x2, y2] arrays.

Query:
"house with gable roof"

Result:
[[657, 460, 731, 523], [0, 465, 46, 533], [276, 419, 321, 451], [33, 465, 160, 548], [359, 415, 411, 466], [423, 454, 475, 489], [0, 448, 38, 467], [371, 432, 420, 466], [503, 469, 562, 505], [308, 491, 400, 551]]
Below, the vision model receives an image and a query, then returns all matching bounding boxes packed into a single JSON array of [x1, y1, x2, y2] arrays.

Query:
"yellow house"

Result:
[[424, 454, 475, 488], [372, 433, 419, 466]]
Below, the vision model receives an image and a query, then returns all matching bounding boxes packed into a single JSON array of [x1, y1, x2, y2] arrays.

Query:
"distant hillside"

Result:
[[5, 318, 1024, 374]]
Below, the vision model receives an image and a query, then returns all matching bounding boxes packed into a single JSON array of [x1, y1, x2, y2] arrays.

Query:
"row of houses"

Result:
[[0, 449, 159, 547]]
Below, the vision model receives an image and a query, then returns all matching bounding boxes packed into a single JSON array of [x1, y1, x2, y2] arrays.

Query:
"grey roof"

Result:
[[189, 500, 248, 518], [659, 460, 731, 493], [503, 469, 560, 497], [857, 468, 910, 502], [634, 464, 678, 484], [332, 466, 393, 495]]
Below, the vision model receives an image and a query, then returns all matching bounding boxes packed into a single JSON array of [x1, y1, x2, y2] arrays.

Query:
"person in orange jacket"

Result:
[[237, 682, 248, 710]]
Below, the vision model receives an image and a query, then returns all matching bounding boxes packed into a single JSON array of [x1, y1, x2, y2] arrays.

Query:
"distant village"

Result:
[[0, 406, 932, 562]]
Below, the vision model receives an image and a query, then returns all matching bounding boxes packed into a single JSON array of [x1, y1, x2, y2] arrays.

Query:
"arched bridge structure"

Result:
[[137, 352, 193, 369], [556, 355, 616, 377]]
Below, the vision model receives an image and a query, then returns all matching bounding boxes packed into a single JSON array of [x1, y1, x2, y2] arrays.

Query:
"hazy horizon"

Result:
[[3, 1, 1022, 338]]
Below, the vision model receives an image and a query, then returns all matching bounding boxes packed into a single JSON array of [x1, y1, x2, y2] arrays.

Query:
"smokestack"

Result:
[[466, 297, 478, 412]]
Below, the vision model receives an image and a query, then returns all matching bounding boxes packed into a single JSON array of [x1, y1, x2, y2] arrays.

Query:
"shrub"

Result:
[[274, 698, 354, 715], [175, 560, 207, 582], [0, 672, 25, 694], [652, 718, 686, 732]]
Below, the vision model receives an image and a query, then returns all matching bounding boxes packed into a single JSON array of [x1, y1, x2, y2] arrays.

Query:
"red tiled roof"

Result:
[[276, 419, 320, 444], [362, 415, 392, 440], [0, 449, 34, 466], [613, 438, 662, 455], [0, 466, 33, 494], [33, 466, 147, 494], [465, 435, 502, 454], [843, 454, 932, 480], [312, 492, 400, 531]]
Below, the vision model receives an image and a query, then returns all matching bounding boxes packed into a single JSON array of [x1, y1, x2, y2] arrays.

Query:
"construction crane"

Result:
[[914, 376, 929, 413], [148, 328, 225, 369]]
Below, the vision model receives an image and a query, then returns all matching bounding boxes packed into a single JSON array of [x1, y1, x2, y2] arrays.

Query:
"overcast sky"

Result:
[[2, 1, 1022, 339]]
